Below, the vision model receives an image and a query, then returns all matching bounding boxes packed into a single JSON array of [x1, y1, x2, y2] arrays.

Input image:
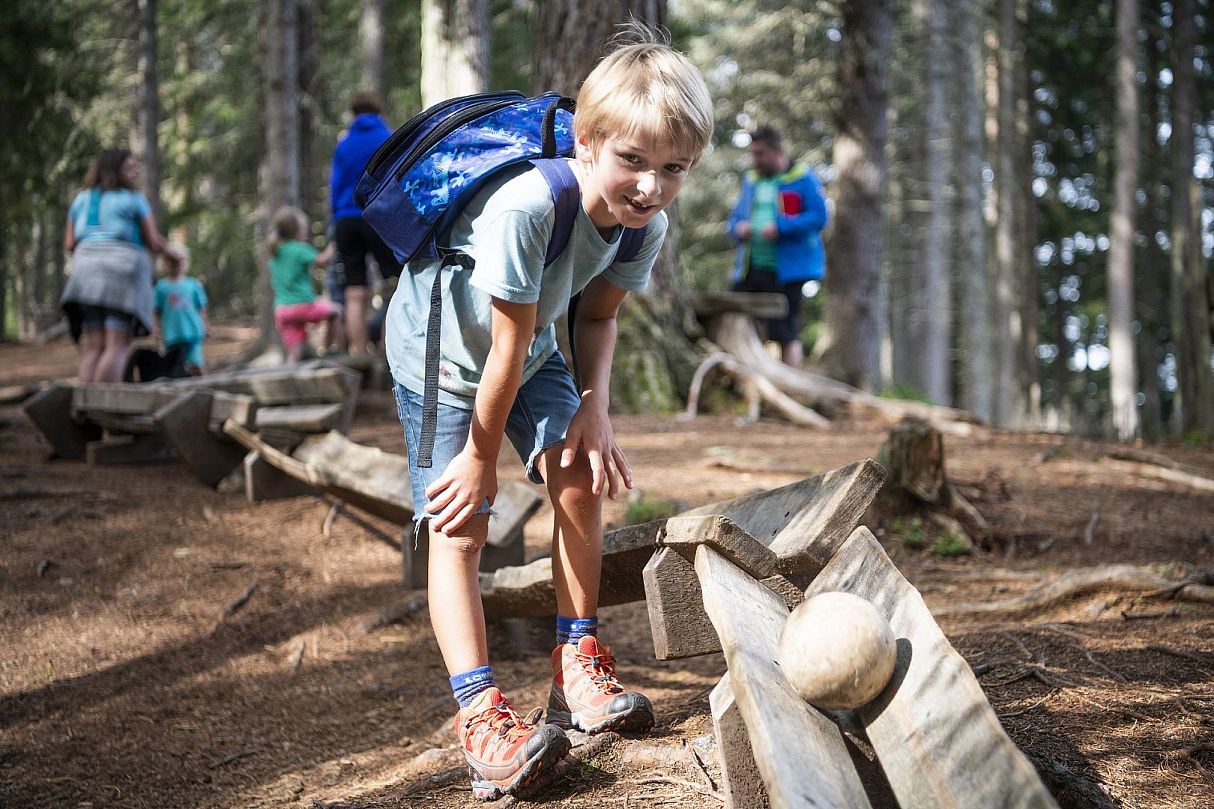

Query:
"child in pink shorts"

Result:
[[267, 206, 340, 362]]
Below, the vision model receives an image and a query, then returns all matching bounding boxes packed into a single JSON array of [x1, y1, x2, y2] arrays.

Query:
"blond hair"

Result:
[[574, 25, 713, 161], [267, 206, 308, 256]]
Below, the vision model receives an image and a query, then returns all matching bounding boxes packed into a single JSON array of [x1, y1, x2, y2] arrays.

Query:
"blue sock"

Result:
[[450, 665, 495, 708], [556, 615, 598, 646]]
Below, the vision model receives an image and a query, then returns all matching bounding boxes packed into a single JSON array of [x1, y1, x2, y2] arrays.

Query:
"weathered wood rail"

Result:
[[22, 362, 361, 485]]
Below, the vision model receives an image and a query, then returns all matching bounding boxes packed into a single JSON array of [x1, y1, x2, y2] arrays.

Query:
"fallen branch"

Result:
[[1100, 457, 1214, 493], [683, 351, 829, 428], [222, 583, 259, 619], [502, 731, 620, 805], [934, 564, 1201, 617]]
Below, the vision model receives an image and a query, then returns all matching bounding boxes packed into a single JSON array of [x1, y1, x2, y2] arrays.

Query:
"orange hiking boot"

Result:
[[455, 687, 570, 801], [548, 636, 655, 734]]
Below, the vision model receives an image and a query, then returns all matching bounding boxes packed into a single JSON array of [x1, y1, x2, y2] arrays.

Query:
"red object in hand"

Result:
[[779, 190, 803, 216]]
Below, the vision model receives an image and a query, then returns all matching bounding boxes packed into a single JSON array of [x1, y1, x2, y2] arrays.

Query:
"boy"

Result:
[[153, 246, 210, 375], [384, 32, 713, 801]]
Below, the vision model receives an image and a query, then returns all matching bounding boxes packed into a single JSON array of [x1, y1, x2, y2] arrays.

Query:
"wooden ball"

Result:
[[778, 591, 897, 710]]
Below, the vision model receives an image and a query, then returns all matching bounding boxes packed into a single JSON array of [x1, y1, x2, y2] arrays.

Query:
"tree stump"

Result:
[[879, 417, 946, 505]]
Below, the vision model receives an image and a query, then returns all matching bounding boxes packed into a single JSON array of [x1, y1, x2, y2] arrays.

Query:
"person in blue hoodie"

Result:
[[727, 125, 828, 367], [330, 91, 402, 357]]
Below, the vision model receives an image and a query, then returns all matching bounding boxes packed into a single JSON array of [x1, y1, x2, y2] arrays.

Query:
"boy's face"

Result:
[[576, 131, 694, 231]]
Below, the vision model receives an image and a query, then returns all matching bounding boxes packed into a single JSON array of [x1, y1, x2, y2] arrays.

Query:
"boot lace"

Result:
[[576, 647, 624, 695]]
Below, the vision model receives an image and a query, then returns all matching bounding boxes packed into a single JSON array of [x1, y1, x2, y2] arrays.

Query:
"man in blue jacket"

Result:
[[727, 125, 828, 367], [330, 91, 402, 357]]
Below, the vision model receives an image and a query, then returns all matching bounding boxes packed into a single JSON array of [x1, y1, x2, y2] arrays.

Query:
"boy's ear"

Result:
[[574, 131, 597, 163]]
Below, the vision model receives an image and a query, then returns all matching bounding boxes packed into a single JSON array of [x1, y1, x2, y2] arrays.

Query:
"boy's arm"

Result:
[[727, 178, 752, 243], [424, 297, 537, 536], [564, 275, 633, 498]]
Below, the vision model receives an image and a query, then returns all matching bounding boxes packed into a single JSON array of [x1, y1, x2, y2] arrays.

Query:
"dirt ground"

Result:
[[1, 327, 1212, 809]]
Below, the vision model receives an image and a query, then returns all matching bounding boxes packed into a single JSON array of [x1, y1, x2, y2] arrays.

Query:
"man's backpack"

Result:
[[355, 91, 647, 468]]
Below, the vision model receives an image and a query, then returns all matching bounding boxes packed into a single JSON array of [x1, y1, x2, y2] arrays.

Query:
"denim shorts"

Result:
[[79, 304, 135, 333], [392, 350, 581, 524]]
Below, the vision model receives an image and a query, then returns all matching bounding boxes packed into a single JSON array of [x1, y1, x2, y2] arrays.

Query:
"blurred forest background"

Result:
[[1, 0, 1211, 440]]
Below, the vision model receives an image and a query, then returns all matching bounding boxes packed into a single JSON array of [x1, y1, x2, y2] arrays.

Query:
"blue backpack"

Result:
[[355, 91, 647, 467]]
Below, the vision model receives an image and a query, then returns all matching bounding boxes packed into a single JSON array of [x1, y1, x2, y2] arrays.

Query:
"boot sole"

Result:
[[469, 732, 572, 801], [547, 701, 655, 735]]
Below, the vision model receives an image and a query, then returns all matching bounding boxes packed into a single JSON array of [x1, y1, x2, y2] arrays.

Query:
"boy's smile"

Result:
[[576, 134, 693, 234]]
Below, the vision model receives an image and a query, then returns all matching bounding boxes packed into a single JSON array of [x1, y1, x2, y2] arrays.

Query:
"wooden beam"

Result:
[[23, 382, 102, 460], [480, 460, 885, 619], [692, 291, 789, 320], [710, 673, 770, 809], [155, 391, 247, 486], [254, 403, 343, 433], [85, 434, 176, 465], [243, 450, 319, 501], [695, 545, 871, 809], [804, 527, 1058, 809], [645, 516, 778, 660]]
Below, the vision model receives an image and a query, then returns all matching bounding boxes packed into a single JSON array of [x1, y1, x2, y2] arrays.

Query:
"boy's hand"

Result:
[[760, 223, 778, 241], [424, 450, 497, 536], [735, 221, 752, 241], [561, 399, 633, 499]]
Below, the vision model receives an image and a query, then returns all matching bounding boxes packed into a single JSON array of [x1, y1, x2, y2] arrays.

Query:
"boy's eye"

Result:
[[619, 153, 642, 165], [665, 164, 687, 175]]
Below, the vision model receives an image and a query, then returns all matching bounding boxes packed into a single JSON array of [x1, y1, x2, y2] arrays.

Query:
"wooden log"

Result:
[[72, 383, 257, 428], [86, 413, 161, 435], [709, 312, 981, 434], [692, 291, 789, 321], [23, 382, 102, 460], [683, 352, 830, 428], [645, 515, 778, 659], [684, 458, 887, 575], [695, 544, 872, 809], [480, 460, 887, 619], [710, 673, 770, 809], [243, 450, 319, 501], [85, 434, 176, 465], [155, 391, 248, 486], [804, 527, 1058, 809], [254, 403, 343, 433]]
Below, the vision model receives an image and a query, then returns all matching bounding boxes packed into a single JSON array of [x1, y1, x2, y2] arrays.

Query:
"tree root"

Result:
[[934, 564, 1210, 617], [684, 351, 829, 428]]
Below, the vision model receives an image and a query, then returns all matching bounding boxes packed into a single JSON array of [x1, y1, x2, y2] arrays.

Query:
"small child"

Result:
[[153, 245, 210, 376], [383, 27, 713, 801], [266, 206, 339, 363]]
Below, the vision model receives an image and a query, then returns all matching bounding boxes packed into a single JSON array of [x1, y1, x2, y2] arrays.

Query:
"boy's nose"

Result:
[[635, 171, 660, 198]]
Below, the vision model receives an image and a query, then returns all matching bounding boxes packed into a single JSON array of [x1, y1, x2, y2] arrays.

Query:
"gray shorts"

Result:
[[392, 350, 580, 523]]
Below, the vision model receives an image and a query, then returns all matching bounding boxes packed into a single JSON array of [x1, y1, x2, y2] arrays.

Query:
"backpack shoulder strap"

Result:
[[533, 158, 649, 266], [531, 158, 580, 266]]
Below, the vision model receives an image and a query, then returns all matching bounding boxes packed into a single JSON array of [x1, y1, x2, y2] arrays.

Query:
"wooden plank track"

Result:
[[696, 545, 872, 809], [480, 460, 886, 619], [804, 527, 1058, 809]]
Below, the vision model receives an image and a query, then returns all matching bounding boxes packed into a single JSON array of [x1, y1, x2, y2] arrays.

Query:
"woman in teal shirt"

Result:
[[61, 149, 182, 382]]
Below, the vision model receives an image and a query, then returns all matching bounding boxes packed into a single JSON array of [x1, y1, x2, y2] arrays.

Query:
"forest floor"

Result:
[[1, 325, 1212, 809]]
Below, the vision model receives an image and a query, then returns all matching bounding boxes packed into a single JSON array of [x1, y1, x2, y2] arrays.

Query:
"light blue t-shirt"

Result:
[[154, 276, 208, 346], [385, 160, 666, 408], [68, 188, 151, 247]]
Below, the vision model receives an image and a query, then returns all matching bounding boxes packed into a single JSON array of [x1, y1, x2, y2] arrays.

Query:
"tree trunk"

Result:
[[819, 0, 892, 392], [954, 0, 992, 422], [904, 0, 952, 405], [992, 0, 1022, 427], [1168, 0, 1214, 435], [298, 0, 321, 222], [532, 1, 667, 97], [254, 0, 301, 357], [1107, 0, 1140, 441], [1136, 27, 1168, 438], [1014, 0, 1039, 424], [420, 0, 489, 107], [359, 0, 385, 99], [532, 2, 691, 412], [134, 0, 164, 230]]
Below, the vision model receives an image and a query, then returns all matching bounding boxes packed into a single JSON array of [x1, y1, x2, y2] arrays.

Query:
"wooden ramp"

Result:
[[479, 459, 887, 623], [222, 422, 542, 570]]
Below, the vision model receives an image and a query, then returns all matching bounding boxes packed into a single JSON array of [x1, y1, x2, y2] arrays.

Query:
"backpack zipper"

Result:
[[363, 91, 522, 182], [393, 94, 550, 182]]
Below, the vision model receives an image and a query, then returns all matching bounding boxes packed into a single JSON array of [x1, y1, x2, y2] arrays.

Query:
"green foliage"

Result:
[[892, 517, 928, 549], [624, 497, 679, 527], [931, 532, 972, 558], [877, 383, 932, 405], [1183, 430, 1212, 448]]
